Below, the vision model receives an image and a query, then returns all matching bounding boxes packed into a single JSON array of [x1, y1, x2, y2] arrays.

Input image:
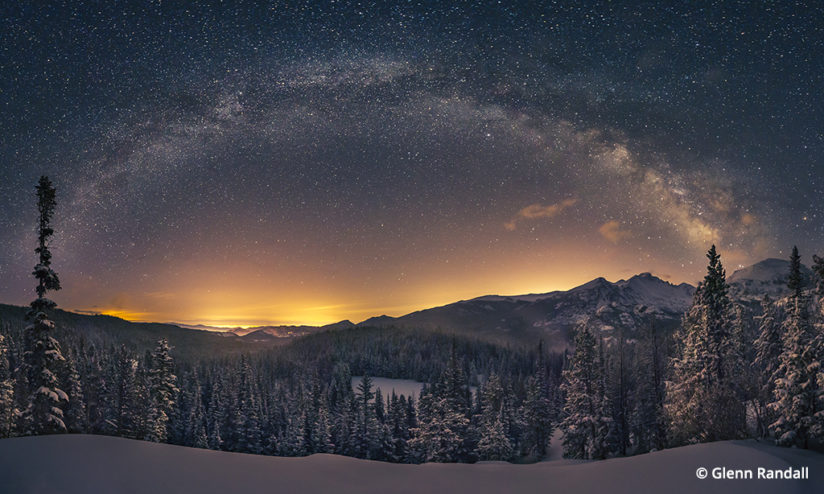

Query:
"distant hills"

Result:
[[0, 303, 283, 361], [175, 320, 355, 340], [0, 258, 812, 354]]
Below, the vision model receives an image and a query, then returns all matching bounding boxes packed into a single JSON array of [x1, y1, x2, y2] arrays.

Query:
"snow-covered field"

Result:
[[1, 435, 821, 494]]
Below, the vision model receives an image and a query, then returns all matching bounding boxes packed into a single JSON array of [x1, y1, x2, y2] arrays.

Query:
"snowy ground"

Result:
[[1, 435, 822, 494]]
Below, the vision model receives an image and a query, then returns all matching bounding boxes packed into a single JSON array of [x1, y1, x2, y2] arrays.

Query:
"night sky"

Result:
[[1, 2, 823, 326]]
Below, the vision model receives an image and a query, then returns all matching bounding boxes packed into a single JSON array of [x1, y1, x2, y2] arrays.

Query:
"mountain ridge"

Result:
[[0, 258, 812, 351], [356, 271, 697, 349]]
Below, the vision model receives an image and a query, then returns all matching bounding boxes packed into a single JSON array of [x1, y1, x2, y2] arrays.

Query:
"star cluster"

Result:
[[1, 2, 822, 325]]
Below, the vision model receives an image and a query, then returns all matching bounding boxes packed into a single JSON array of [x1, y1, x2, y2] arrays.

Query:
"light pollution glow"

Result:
[[65, 240, 726, 327]]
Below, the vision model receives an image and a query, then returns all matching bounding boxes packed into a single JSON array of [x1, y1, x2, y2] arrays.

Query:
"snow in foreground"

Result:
[[0, 435, 822, 494]]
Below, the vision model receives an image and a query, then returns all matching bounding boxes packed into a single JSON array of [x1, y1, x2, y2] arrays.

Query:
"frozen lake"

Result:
[[351, 376, 425, 400]]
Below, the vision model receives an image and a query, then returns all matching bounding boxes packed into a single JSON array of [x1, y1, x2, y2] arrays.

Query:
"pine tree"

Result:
[[594, 337, 617, 459], [753, 296, 782, 438], [62, 355, 86, 433], [0, 334, 16, 438], [145, 338, 178, 442], [603, 330, 630, 456], [231, 357, 262, 453], [666, 245, 746, 445], [314, 402, 334, 453], [372, 388, 394, 461], [788, 246, 803, 300], [522, 342, 554, 459], [331, 394, 354, 456], [179, 370, 207, 448], [206, 373, 226, 450], [81, 345, 110, 435], [812, 254, 824, 302], [769, 247, 824, 447], [560, 323, 602, 459], [22, 176, 68, 435], [411, 346, 475, 463], [476, 373, 514, 461], [114, 346, 141, 438], [634, 321, 667, 452], [386, 392, 410, 462], [409, 386, 468, 462], [281, 403, 306, 456], [476, 409, 513, 461], [355, 374, 378, 458]]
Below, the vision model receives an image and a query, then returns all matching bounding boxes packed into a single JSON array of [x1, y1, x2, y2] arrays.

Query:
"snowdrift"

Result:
[[0, 434, 821, 494]]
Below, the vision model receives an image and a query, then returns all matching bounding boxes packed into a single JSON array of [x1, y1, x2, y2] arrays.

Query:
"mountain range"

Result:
[[358, 272, 693, 349], [355, 258, 814, 349], [174, 320, 356, 340], [173, 257, 813, 351], [0, 258, 810, 353]]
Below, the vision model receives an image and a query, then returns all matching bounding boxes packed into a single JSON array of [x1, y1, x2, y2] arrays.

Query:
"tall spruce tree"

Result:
[[666, 245, 746, 444], [315, 402, 334, 454], [560, 323, 604, 459], [476, 373, 514, 461], [235, 358, 262, 453], [769, 247, 824, 447], [114, 346, 142, 438], [387, 392, 410, 462], [62, 355, 86, 433], [634, 321, 667, 452], [80, 345, 109, 434], [594, 337, 617, 458], [206, 373, 226, 450], [355, 374, 377, 458], [409, 350, 473, 463], [22, 176, 68, 435], [476, 409, 514, 461], [605, 328, 631, 456], [145, 338, 178, 442], [522, 341, 554, 459], [753, 295, 782, 438]]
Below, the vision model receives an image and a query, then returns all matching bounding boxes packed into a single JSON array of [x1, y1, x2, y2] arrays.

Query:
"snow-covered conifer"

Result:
[[522, 342, 554, 459], [22, 176, 68, 435], [753, 296, 782, 437], [145, 338, 178, 442], [477, 409, 513, 461], [62, 354, 86, 433], [666, 245, 746, 445], [770, 247, 823, 447], [0, 334, 16, 438], [634, 322, 667, 452], [560, 323, 602, 459]]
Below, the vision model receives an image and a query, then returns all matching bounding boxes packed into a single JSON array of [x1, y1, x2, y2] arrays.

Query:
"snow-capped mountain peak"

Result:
[[357, 272, 695, 350], [728, 258, 814, 300], [728, 258, 811, 284]]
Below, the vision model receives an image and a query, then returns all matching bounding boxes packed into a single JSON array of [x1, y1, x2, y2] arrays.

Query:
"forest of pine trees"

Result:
[[0, 177, 822, 463]]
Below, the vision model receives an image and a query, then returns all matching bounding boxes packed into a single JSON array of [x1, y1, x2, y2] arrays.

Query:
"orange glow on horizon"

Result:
[[53, 234, 746, 329], [70, 265, 657, 328]]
